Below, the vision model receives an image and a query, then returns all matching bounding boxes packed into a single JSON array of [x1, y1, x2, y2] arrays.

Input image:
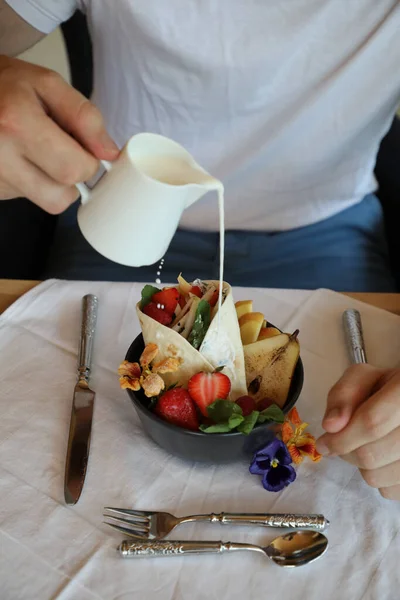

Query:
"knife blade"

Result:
[[64, 294, 98, 505]]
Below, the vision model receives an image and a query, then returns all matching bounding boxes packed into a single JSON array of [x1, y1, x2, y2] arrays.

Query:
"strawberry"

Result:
[[188, 371, 231, 417], [154, 388, 199, 431], [152, 287, 180, 315], [190, 285, 203, 298], [257, 397, 275, 411], [143, 302, 173, 325], [236, 395, 256, 416]]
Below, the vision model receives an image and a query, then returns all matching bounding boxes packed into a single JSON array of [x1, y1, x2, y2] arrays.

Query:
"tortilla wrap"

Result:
[[136, 282, 247, 400]]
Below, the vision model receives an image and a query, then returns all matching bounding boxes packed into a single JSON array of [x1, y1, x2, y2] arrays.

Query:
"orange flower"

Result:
[[118, 344, 181, 397], [118, 360, 141, 391], [281, 407, 322, 465]]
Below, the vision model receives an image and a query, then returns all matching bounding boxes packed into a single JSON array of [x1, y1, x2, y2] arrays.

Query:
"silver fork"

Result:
[[103, 507, 329, 540]]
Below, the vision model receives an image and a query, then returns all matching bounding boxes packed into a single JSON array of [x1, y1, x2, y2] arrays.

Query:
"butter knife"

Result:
[[64, 294, 98, 505], [342, 309, 367, 364]]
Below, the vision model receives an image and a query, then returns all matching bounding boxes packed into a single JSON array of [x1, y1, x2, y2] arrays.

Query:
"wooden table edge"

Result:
[[0, 279, 40, 314], [0, 279, 399, 315]]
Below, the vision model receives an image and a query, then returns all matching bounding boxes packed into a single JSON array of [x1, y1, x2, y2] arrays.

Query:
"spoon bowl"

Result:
[[264, 530, 328, 567]]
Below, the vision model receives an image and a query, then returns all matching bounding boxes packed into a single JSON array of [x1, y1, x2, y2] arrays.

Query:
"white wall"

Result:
[[18, 28, 70, 83]]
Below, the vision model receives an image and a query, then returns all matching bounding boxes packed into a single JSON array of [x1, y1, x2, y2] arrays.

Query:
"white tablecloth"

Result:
[[1, 280, 400, 600]]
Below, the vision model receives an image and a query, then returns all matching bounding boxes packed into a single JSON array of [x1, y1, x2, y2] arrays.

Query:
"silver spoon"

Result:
[[118, 530, 328, 567]]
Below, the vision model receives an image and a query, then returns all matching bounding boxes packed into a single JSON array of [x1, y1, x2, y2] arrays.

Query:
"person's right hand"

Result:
[[0, 55, 119, 213]]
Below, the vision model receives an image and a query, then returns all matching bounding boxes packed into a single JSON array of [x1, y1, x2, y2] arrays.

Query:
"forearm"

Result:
[[0, 0, 44, 56]]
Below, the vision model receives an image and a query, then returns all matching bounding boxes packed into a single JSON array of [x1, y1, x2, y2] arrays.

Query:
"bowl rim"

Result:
[[124, 331, 303, 438]]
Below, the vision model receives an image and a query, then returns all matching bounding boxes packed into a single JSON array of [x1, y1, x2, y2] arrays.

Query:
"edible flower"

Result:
[[249, 438, 296, 492], [281, 407, 322, 465], [118, 343, 182, 398]]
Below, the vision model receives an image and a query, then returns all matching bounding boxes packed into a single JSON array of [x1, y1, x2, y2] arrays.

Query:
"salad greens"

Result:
[[141, 285, 161, 309], [199, 399, 285, 435], [188, 300, 212, 349]]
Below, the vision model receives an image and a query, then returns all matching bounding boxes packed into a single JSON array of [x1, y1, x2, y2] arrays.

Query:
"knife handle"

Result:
[[342, 309, 367, 364], [78, 294, 98, 385]]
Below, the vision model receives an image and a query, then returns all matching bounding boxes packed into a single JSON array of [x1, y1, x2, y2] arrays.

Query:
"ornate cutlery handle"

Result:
[[78, 294, 98, 385], [342, 309, 367, 364], [180, 513, 328, 531], [118, 540, 256, 558]]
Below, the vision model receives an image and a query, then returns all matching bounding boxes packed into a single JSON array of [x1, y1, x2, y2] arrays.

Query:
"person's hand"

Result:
[[316, 364, 400, 500], [0, 55, 119, 213]]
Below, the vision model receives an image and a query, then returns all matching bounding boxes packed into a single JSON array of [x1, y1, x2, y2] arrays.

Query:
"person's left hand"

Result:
[[316, 364, 400, 500]]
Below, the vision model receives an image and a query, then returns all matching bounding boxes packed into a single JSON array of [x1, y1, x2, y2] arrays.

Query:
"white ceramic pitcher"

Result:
[[76, 133, 222, 267]]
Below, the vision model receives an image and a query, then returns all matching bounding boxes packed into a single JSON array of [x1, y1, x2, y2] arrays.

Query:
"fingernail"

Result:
[[324, 407, 341, 422], [315, 439, 330, 456], [100, 133, 119, 153]]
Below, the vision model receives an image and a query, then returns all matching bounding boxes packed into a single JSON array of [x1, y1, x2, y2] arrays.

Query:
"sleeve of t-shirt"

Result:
[[4, 0, 79, 34]]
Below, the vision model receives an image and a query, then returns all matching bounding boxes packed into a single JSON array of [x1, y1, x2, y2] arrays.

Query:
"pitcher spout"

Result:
[[185, 179, 223, 208]]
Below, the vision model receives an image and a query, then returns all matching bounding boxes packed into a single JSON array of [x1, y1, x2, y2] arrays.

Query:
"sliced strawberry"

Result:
[[209, 289, 219, 307], [155, 388, 199, 431], [190, 285, 203, 298], [188, 371, 231, 417], [152, 287, 180, 315], [143, 302, 173, 326], [236, 395, 257, 416], [178, 294, 187, 308]]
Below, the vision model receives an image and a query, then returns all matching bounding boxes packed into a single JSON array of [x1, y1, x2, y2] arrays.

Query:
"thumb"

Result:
[[322, 364, 384, 433]]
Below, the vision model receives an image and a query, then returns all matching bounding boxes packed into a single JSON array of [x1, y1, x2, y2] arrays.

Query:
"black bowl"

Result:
[[125, 334, 304, 463]]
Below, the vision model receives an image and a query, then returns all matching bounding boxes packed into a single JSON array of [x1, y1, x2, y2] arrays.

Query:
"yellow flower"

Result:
[[140, 343, 159, 368], [281, 407, 322, 465]]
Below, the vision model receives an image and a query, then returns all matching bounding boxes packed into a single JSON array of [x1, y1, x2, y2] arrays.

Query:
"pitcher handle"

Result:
[[76, 160, 113, 205]]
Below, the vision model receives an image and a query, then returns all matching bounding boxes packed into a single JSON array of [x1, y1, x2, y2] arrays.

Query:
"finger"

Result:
[[23, 112, 100, 186], [359, 460, 400, 489], [34, 71, 119, 160], [379, 484, 400, 501], [317, 369, 400, 457], [2, 153, 79, 214], [322, 364, 384, 434], [343, 426, 400, 470]]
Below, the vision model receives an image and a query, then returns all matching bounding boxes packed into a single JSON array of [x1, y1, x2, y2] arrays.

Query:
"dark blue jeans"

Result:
[[44, 194, 396, 292]]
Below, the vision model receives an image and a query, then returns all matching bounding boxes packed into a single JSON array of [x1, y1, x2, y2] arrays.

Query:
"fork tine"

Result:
[[103, 521, 151, 540], [103, 515, 150, 532], [103, 507, 152, 521]]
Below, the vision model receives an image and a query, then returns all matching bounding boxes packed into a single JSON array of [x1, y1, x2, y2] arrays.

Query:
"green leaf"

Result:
[[148, 397, 159, 410], [166, 382, 178, 391], [257, 404, 285, 424], [228, 414, 245, 429], [199, 423, 232, 434], [141, 285, 160, 309], [188, 300, 211, 350], [237, 411, 260, 435], [207, 399, 243, 423]]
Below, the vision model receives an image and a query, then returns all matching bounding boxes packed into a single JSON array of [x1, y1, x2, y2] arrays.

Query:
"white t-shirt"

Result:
[[7, 0, 400, 232]]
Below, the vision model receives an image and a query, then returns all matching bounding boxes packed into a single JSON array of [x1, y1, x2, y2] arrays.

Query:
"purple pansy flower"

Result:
[[249, 438, 296, 492]]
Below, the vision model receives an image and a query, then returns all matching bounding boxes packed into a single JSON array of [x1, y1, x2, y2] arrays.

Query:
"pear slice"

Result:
[[239, 312, 265, 345], [235, 300, 253, 320], [258, 327, 281, 340], [244, 330, 300, 407]]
